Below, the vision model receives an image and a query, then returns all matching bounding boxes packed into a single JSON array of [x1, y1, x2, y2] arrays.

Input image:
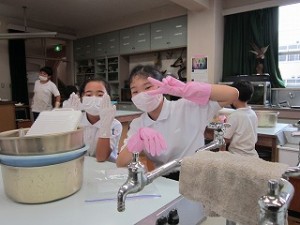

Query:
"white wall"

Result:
[[0, 17, 11, 100], [187, 0, 224, 83]]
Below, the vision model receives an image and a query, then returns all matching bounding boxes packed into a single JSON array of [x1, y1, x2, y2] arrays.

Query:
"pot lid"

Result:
[[25, 110, 82, 137]]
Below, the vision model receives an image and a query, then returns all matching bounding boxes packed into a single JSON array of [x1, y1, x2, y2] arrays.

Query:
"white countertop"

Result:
[[257, 123, 290, 136], [115, 110, 142, 117], [0, 156, 180, 225]]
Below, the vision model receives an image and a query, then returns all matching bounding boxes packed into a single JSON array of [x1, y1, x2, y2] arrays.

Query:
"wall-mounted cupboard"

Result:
[[94, 31, 119, 57], [73, 37, 94, 60], [120, 24, 151, 55], [73, 16, 187, 60], [150, 16, 187, 50]]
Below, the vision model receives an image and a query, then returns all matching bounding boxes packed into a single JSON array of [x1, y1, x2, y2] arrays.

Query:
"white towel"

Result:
[[179, 151, 289, 225]]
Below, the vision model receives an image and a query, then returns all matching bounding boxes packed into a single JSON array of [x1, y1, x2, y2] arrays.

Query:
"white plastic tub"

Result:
[[255, 111, 279, 127]]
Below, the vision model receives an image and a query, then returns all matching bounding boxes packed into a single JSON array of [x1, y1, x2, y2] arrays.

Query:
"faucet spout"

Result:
[[196, 122, 230, 153], [195, 140, 221, 152], [117, 178, 141, 212], [117, 153, 148, 212]]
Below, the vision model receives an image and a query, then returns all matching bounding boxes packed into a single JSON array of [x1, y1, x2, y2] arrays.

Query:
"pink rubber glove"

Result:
[[147, 76, 212, 105], [127, 127, 167, 156]]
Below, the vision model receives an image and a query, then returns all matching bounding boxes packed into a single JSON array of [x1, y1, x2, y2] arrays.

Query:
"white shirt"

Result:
[[80, 112, 122, 162], [224, 107, 259, 157], [122, 98, 221, 169], [31, 80, 60, 112]]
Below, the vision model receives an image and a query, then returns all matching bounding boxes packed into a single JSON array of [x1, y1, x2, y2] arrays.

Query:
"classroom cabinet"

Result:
[[74, 37, 94, 60], [75, 56, 129, 100], [150, 16, 187, 50], [94, 56, 129, 101], [94, 31, 120, 57], [73, 16, 187, 97], [75, 59, 95, 87], [95, 57, 120, 82], [119, 24, 151, 54]]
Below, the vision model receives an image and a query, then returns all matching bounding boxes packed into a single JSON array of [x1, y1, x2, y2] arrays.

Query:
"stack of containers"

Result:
[[0, 110, 87, 204]]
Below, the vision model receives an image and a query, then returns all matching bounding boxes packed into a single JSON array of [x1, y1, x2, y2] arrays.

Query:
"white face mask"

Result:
[[131, 92, 162, 112], [82, 96, 103, 116], [39, 75, 48, 81]]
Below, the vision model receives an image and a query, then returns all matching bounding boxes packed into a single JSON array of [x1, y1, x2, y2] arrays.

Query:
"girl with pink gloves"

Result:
[[116, 65, 238, 180]]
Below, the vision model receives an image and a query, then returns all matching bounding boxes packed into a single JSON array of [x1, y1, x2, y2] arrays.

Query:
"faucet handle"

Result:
[[268, 179, 279, 196], [132, 152, 139, 162], [208, 122, 231, 131]]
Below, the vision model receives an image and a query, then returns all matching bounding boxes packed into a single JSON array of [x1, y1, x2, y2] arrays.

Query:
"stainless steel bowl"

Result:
[[0, 128, 84, 155], [1, 155, 84, 204]]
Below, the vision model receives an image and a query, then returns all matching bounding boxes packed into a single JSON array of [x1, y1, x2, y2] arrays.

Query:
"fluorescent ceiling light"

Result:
[[0, 32, 58, 40], [0, 6, 70, 40]]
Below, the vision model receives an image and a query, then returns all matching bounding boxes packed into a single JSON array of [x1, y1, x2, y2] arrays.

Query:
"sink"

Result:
[[283, 127, 300, 145], [278, 126, 299, 166]]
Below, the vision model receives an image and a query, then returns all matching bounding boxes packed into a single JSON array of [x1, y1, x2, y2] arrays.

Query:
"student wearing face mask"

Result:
[[31, 66, 61, 121], [72, 78, 122, 162], [116, 65, 239, 180]]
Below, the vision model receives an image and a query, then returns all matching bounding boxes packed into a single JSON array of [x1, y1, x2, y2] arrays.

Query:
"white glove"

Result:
[[98, 93, 116, 138], [63, 93, 82, 110]]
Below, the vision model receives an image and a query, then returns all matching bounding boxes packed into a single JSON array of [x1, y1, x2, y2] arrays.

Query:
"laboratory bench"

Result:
[[0, 156, 206, 225], [205, 123, 290, 162]]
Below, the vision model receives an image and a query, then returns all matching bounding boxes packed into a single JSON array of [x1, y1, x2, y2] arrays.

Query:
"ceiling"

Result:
[[0, 0, 276, 38], [0, 0, 180, 36]]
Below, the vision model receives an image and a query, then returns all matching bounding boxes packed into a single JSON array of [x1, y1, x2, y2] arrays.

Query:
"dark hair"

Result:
[[129, 65, 164, 85], [40, 66, 53, 76], [64, 85, 78, 98], [79, 78, 111, 96], [231, 80, 254, 102]]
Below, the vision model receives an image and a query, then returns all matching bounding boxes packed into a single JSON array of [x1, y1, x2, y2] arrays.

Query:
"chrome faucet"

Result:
[[259, 157, 300, 225], [117, 122, 229, 212], [196, 122, 230, 153], [117, 152, 182, 212], [117, 153, 148, 212], [259, 178, 294, 225]]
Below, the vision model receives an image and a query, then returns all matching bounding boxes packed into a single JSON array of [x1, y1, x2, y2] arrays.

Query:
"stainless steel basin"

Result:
[[0, 128, 84, 155]]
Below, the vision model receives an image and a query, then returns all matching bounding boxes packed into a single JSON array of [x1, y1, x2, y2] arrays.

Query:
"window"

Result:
[[279, 3, 300, 87]]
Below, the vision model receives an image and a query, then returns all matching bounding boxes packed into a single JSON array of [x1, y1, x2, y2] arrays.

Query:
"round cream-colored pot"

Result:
[[1, 155, 84, 204]]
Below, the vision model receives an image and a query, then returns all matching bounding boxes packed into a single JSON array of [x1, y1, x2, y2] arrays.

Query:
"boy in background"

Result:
[[31, 66, 61, 120], [223, 80, 259, 157]]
